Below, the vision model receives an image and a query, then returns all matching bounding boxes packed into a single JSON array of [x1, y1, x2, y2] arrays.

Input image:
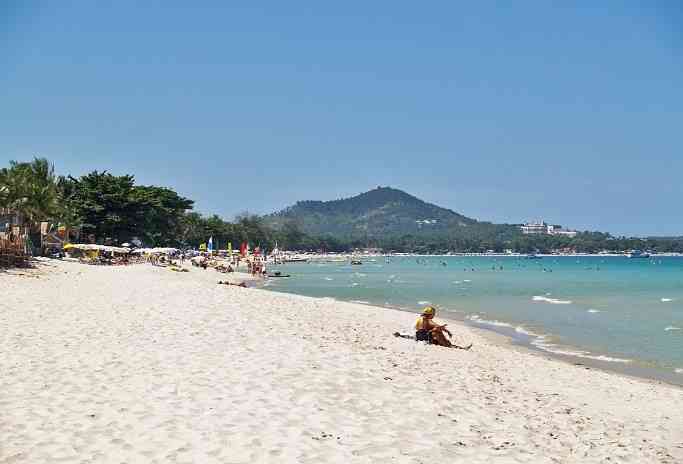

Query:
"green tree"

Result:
[[64, 171, 193, 244], [132, 185, 194, 246], [0, 158, 60, 227]]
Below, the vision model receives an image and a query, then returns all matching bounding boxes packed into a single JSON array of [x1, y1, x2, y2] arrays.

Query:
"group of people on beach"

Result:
[[247, 259, 266, 277]]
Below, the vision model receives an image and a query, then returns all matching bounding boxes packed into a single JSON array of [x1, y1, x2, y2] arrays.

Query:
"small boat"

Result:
[[525, 254, 542, 260], [626, 250, 650, 259], [284, 257, 308, 263], [267, 271, 290, 277], [350, 260, 363, 265]]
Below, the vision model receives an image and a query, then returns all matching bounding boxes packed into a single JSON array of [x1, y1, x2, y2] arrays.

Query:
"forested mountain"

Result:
[[8, 158, 683, 254], [266, 186, 520, 244]]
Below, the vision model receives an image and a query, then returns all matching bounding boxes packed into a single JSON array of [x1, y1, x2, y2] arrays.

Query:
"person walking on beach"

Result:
[[415, 306, 472, 349]]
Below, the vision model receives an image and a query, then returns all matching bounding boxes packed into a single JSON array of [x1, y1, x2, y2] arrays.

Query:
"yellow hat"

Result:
[[422, 306, 435, 315]]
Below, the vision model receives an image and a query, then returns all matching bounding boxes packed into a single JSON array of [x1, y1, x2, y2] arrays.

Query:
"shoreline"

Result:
[[260, 281, 683, 389], [263, 256, 683, 387], [463, 318, 683, 389], [3, 260, 683, 462]]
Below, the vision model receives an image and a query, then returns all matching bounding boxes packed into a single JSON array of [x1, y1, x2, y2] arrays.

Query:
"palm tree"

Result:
[[0, 158, 60, 228], [0, 167, 10, 211], [54, 175, 82, 242]]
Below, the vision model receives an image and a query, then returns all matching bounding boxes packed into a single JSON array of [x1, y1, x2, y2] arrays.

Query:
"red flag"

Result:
[[254, 246, 261, 256], [240, 242, 247, 257]]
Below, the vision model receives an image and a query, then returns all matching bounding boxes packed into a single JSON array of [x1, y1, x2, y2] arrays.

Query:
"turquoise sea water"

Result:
[[265, 256, 683, 381]]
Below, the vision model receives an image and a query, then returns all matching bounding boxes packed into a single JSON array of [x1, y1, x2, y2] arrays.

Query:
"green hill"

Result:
[[267, 186, 519, 242]]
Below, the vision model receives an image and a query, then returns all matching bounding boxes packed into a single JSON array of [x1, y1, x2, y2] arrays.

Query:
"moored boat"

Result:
[[626, 250, 650, 258]]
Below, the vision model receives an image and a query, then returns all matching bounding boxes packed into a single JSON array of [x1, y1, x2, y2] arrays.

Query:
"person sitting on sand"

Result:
[[415, 306, 472, 349], [218, 280, 247, 288]]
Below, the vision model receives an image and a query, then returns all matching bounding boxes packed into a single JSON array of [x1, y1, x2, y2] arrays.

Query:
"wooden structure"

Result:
[[0, 230, 30, 268]]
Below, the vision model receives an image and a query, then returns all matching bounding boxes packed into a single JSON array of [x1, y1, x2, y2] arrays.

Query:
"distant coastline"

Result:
[[295, 252, 683, 259]]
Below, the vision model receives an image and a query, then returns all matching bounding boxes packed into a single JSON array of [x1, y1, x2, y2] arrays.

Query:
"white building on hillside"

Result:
[[521, 221, 548, 235], [521, 221, 577, 237]]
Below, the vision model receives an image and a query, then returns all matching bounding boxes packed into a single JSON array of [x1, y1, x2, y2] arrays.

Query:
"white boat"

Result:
[[626, 250, 650, 259]]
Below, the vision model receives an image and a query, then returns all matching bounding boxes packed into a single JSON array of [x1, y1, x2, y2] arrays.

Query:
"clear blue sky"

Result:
[[1, 2, 681, 236]]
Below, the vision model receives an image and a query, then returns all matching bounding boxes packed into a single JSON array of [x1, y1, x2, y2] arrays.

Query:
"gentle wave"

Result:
[[418, 300, 431, 305], [468, 315, 538, 337], [587, 309, 601, 313], [675, 368, 683, 374], [661, 298, 674, 302], [468, 315, 514, 329], [514, 326, 536, 336], [350, 300, 370, 305], [530, 337, 632, 363], [351, 282, 359, 286], [463, 279, 472, 283], [323, 277, 334, 281], [532, 296, 573, 305], [426, 296, 627, 365], [664, 326, 681, 331]]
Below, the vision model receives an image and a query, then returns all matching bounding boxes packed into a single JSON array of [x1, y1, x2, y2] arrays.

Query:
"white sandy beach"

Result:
[[2, 260, 682, 463]]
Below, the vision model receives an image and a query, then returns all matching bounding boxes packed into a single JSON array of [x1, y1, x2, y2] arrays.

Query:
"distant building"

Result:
[[547, 224, 578, 237], [521, 220, 577, 238], [521, 221, 548, 235]]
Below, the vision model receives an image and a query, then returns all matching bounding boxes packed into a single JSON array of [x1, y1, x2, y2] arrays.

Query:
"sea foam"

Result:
[[530, 338, 632, 363], [532, 296, 572, 305], [468, 315, 514, 329], [664, 326, 681, 331], [514, 326, 536, 336], [661, 298, 674, 302], [587, 309, 601, 313]]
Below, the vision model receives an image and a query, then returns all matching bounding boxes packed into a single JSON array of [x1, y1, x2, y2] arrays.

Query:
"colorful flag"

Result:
[[227, 241, 232, 256], [240, 242, 247, 257], [208, 236, 214, 253]]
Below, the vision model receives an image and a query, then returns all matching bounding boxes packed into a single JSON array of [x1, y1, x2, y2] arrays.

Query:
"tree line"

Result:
[[0, 157, 337, 250], [3, 157, 683, 253]]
